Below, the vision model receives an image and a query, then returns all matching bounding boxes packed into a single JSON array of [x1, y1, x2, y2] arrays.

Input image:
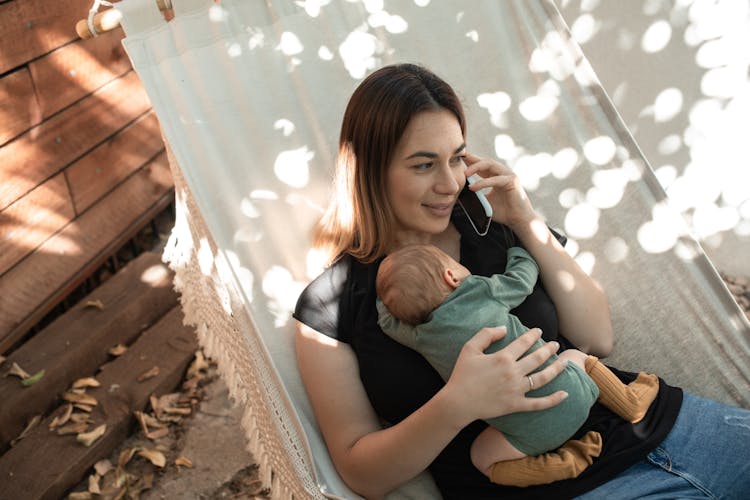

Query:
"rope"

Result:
[[87, 0, 114, 37]]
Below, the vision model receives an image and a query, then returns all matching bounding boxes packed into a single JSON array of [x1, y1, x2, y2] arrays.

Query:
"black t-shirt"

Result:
[[294, 213, 683, 499]]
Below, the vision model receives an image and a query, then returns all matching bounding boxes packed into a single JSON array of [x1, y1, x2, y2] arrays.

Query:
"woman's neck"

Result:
[[392, 224, 461, 261]]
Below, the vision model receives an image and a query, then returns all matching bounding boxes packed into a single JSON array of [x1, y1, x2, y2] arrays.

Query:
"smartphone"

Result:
[[457, 173, 493, 236]]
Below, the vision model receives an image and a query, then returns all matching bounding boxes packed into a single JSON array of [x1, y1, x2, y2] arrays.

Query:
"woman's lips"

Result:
[[423, 202, 454, 217]]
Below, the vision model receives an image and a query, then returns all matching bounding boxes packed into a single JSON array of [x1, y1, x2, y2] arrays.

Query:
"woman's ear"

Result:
[[442, 268, 461, 290]]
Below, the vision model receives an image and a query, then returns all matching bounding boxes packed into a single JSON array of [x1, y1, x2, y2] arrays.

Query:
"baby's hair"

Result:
[[376, 245, 455, 325]]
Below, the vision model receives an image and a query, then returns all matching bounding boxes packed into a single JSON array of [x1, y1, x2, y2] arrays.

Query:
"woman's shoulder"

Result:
[[293, 255, 352, 338]]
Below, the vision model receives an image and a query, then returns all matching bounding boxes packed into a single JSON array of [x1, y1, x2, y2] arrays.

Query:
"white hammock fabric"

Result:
[[116, 1, 750, 498]]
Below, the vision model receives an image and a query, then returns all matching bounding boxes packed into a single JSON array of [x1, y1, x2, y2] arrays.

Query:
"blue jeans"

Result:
[[576, 392, 750, 500]]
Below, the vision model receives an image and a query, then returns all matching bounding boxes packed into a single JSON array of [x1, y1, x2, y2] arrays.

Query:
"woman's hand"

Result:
[[464, 152, 536, 231], [444, 326, 568, 424]]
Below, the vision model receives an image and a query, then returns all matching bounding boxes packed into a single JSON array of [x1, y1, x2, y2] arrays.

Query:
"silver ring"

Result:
[[528, 375, 534, 391]]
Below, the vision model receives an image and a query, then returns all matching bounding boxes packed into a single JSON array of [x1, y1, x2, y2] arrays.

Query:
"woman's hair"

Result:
[[313, 64, 466, 264], [376, 244, 455, 325]]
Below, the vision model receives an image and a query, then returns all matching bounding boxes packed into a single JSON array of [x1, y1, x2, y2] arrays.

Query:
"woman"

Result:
[[294, 64, 750, 499]]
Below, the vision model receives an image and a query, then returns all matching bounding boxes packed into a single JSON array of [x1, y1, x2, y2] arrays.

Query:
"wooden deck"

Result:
[[0, 3, 197, 496], [0, 252, 199, 499]]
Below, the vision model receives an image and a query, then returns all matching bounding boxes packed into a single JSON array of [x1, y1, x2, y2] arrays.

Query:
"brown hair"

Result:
[[313, 64, 466, 264], [376, 244, 456, 325]]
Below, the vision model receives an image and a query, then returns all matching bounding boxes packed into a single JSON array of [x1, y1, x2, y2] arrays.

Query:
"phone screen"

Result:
[[457, 182, 492, 236]]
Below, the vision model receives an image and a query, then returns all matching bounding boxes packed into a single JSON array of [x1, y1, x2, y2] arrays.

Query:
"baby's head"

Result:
[[376, 244, 470, 325]]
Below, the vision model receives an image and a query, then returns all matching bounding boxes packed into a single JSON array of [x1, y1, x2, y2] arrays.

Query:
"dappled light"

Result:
[[139, 264, 171, 287], [110, 3, 750, 497]]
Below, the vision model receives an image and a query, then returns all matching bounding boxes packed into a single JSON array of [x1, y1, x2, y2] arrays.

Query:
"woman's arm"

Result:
[[464, 153, 614, 357], [296, 322, 568, 498]]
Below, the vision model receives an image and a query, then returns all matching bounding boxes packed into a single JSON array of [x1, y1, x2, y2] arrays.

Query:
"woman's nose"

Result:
[[435, 163, 461, 194]]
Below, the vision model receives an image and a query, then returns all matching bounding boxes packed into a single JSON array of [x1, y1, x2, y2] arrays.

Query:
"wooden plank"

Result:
[[29, 27, 131, 120], [0, 251, 179, 450], [0, 68, 42, 146], [0, 0, 93, 74], [66, 111, 165, 213], [0, 152, 174, 352], [0, 173, 75, 276], [0, 70, 152, 211], [0, 305, 197, 500]]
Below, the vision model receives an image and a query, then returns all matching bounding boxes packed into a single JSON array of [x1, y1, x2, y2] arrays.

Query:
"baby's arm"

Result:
[[487, 247, 540, 310]]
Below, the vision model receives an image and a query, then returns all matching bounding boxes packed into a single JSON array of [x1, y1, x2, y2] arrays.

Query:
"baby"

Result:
[[376, 243, 659, 487]]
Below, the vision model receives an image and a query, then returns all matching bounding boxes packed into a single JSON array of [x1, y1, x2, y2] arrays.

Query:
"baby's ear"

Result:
[[443, 268, 461, 289]]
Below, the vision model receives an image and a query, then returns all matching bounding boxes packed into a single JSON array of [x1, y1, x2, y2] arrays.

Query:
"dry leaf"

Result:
[[70, 413, 93, 424], [67, 492, 93, 500], [74, 403, 95, 413], [175, 455, 193, 468], [57, 421, 90, 435], [72, 377, 101, 389], [69, 387, 87, 394], [118, 447, 137, 468], [94, 459, 113, 476], [145, 427, 169, 440], [108, 344, 128, 356], [77, 424, 106, 446], [21, 369, 45, 387], [84, 299, 105, 310], [0, 354, 6, 364], [11, 414, 42, 446], [5, 362, 30, 380], [137, 366, 160, 382], [63, 392, 98, 406], [136, 448, 166, 468], [88, 473, 101, 494], [163, 407, 191, 416], [49, 404, 74, 429]]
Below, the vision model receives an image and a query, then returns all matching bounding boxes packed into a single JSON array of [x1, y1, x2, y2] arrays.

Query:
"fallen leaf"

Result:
[[63, 392, 98, 406], [118, 447, 137, 468], [11, 414, 42, 446], [0, 354, 5, 364], [72, 377, 101, 389], [137, 448, 166, 468], [149, 394, 160, 416], [74, 403, 94, 413], [175, 455, 193, 468], [67, 492, 93, 500], [108, 344, 128, 356], [5, 362, 30, 380], [77, 424, 106, 447], [84, 299, 105, 310], [70, 413, 92, 424], [163, 406, 191, 415], [21, 369, 45, 387], [88, 473, 101, 494], [57, 421, 90, 435], [94, 459, 113, 476], [137, 366, 160, 382], [49, 404, 74, 429], [145, 427, 169, 440]]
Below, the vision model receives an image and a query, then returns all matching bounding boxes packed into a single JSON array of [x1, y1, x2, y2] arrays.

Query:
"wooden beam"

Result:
[[29, 27, 131, 120], [0, 172, 75, 276], [66, 111, 165, 214], [0, 251, 179, 451], [0, 0, 93, 74], [0, 305, 197, 500], [0, 70, 151, 211], [0, 152, 174, 352], [0, 68, 42, 147]]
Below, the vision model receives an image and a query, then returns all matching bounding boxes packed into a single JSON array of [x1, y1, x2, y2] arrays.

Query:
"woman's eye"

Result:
[[413, 162, 433, 170], [450, 155, 466, 165]]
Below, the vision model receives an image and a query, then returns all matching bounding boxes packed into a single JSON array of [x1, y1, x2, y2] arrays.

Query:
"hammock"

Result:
[[114, 0, 750, 498]]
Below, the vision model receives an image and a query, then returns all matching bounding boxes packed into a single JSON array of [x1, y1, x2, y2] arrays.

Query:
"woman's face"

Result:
[[386, 109, 466, 242]]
